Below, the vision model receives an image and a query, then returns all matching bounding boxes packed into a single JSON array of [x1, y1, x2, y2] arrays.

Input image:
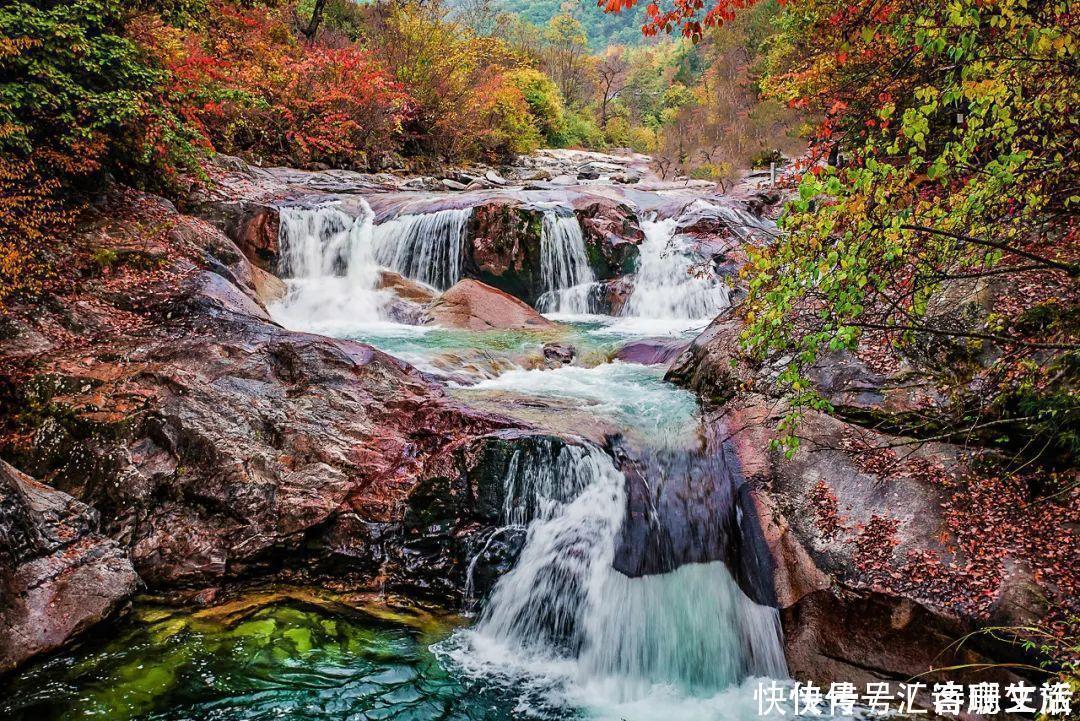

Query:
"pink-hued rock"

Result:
[[424, 279, 557, 331], [614, 338, 689, 366], [0, 461, 138, 673]]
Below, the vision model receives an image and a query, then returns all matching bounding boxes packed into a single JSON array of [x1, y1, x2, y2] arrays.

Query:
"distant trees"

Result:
[[542, 14, 591, 108]]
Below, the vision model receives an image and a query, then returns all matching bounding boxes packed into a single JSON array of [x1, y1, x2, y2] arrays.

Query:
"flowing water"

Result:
[[372, 207, 472, 290], [2, 189, 795, 721], [535, 210, 597, 315], [621, 216, 730, 322], [273, 202, 388, 330]]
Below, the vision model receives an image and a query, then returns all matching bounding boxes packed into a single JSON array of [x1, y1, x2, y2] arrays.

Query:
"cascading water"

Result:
[[621, 215, 730, 322], [447, 440, 788, 718], [536, 210, 598, 315], [372, 207, 472, 290], [272, 201, 388, 332]]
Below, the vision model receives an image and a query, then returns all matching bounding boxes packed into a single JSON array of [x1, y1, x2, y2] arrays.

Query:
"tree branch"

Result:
[[898, 224, 1079, 277]]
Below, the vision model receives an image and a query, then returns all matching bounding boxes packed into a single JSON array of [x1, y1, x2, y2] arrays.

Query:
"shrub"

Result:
[[506, 67, 566, 145], [557, 110, 604, 148], [626, 126, 656, 153], [147, 1, 409, 170]]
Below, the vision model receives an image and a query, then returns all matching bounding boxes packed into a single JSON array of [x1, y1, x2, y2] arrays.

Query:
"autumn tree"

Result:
[[596, 46, 628, 129]]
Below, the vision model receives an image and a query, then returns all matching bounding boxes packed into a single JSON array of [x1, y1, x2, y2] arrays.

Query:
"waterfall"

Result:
[[372, 208, 471, 290], [449, 442, 788, 712], [536, 211, 597, 315], [621, 216, 730, 321], [273, 201, 387, 329]]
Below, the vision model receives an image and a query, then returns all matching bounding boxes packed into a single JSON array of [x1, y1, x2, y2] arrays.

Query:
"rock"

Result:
[[465, 195, 643, 305], [609, 440, 776, 607], [669, 296, 1063, 700], [712, 395, 1048, 702], [666, 309, 754, 403], [0, 461, 138, 673], [573, 198, 644, 277], [782, 590, 1029, 712], [251, 265, 287, 305], [577, 171, 601, 180], [615, 338, 689, 366], [542, 342, 576, 366], [424, 279, 556, 331], [441, 178, 468, 191], [376, 269, 437, 305], [484, 170, 507, 186], [195, 200, 281, 272], [393, 431, 592, 599], [590, 277, 634, 316]]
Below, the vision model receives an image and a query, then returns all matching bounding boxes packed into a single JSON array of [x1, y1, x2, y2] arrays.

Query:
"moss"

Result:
[[90, 248, 119, 270]]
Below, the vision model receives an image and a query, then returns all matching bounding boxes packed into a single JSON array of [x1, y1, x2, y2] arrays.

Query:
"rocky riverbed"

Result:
[[0, 150, 1068, 720]]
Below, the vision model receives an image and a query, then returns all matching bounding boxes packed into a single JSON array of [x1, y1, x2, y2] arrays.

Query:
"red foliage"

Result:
[[601, 0, 769, 40], [140, 1, 410, 170], [808, 479, 846, 541]]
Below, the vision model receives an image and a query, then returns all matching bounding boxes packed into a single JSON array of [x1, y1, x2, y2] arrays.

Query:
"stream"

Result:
[[2, 182, 799, 721]]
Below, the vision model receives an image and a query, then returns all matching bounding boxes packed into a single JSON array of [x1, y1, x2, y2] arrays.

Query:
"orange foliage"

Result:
[[0, 158, 68, 308]]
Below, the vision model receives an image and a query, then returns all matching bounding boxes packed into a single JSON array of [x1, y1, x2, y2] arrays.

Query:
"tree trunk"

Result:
[[303, 0, 327, 41]]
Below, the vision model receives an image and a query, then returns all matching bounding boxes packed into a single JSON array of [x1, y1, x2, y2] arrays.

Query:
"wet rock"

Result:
[[376, 269, 437, 305], [610, 441, 776, 608], [782, 591, 1031, 714], [573, 198, 644, 278], [392, 432, 591, 600], [711, 394, 1052, 697], [0, 461, 138, 673], [665, 309, 754, 404], [251, 265, 286, 305], [589, 277, 634, 316], [671, 294, 1059, 697], [195, 200, 282, 272], [542, 342, 576, 366], [424, 279, 556, 331], [614, 338, 689, 366]]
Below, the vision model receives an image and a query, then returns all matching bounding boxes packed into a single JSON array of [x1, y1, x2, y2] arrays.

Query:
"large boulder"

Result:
[[573, 197, 644, 277], [710, 396, 1054, 712], [0, 461, 138, 673], [669, 301, 1072, 710], [615, 338, 690, 366], [193, 199, 282, 272], [424, 279, 557, 331]]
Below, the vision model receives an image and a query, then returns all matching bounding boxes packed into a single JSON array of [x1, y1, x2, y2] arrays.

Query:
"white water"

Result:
[[372, 207, 471, 290], [273, 202, 393, 332], [621, 215, 730, 322], [536, 211, 597, 315], [444, 442, 788, 718]]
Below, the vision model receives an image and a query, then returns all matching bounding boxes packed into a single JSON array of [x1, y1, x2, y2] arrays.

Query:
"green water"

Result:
[[0, 592, 532, 721]]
